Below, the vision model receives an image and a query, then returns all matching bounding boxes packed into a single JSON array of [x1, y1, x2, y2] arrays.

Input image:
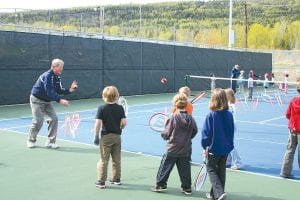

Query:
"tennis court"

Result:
[[0, 91, 299, 200]]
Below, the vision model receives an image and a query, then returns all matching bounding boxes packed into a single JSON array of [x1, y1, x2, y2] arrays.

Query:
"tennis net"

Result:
[[185, 74, 299, 104]]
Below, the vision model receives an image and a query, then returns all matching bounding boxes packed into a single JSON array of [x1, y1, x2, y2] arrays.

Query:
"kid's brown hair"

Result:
[[209, 88, 229, 111]]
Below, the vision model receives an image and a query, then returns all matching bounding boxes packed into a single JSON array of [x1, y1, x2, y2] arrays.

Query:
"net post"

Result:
[[185, 75, 189, 86]]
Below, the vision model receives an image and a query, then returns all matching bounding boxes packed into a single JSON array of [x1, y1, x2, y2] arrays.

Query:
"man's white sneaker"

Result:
[[27, 141, 36, 148], [45, 141, 59, 149]]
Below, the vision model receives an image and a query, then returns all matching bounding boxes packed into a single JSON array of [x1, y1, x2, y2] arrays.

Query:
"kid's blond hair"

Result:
[[102, 86, 119, 103], [173, 93, 188, 110], [179, 86, 191, 98]]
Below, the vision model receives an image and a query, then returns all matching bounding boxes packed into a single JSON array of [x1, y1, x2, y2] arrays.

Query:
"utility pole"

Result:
[[244, 0, 248, 48]]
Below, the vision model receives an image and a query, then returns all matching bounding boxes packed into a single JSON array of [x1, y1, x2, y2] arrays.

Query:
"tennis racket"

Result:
[[118, 96, 128, 116], [149, 112, 169, 132], [191, 91, 206, 104], [194, 158, 207, 191]]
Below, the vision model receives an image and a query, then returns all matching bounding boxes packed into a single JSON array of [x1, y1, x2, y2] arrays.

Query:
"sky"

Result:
[[1, 0, 195, 10]]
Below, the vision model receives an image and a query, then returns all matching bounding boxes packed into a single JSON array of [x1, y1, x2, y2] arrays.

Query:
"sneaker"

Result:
[[151, 185, 167, 192], [181, 188, 192, 195], [108, 178, 121, 185], [206, 193, 213, 199], [280, 174, 295, 179], [218, 193, 227, 200], [95, 181, 106, 189], [27, 141, 36, 148], [231, 164, 244, 170], [45, 141, 59, 149]]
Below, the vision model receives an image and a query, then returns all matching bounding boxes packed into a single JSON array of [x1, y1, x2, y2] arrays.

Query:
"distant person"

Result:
[[249, 70, 261, 79], [270, 73, 276, 87], [280, 82, 300, 179], [284, 72, 289, 94], [225, 88, 244, 170], [247, 72, 254, 100], [94, 86, 127, 189], [263, 73, 270, 95], [201, 88, 234, 200], [172, 86, 193, 115], [210, 73, 216, 93], [237, 70, 245, 94], [27, 58, 78, 149], [152, 93, 198, 195], [231, 65, 240, 93]]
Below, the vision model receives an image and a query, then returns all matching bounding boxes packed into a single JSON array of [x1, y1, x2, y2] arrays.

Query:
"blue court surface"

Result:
[[0, 91, 299, 180]]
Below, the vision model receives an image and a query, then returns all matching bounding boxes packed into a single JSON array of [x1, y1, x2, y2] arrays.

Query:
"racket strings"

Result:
[[60, 113, 81, 138]]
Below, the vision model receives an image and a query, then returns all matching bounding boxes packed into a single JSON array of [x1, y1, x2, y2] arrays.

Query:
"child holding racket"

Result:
[[172, 86, 193, 114], [152, 93, 198, 195], [94, 86, 127, 189], [172, 86, 194, 162], [225, 88, 244, 170], [201, 88, 234, 200]]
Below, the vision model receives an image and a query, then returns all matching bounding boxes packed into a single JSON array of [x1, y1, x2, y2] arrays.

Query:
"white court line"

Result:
[[1, 128, 298, 182], [237, 119, 287, 127], [259, 115, 286, 123], [237, 137, 285, 145]]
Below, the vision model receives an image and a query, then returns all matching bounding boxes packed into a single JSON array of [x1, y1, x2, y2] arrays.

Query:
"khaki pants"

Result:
[[280, 130, 300, 176], [97, 133, 121, 182], [28, 95, 58, 143]]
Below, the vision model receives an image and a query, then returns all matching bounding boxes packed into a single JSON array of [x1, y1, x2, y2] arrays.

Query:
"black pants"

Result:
[[207, 153, 227, 199], [156, 154, 191, 189], [231, 80, 237, 93]]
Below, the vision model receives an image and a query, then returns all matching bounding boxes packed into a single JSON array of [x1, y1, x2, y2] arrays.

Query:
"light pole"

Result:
[[228, 0, 234, 48], [98, 6, 105, 35], [80, 13, 83, 32], [139, 2, 142, 38]]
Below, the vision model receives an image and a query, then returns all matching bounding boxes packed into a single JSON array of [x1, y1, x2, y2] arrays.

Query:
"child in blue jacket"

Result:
[[201, 88, 234, 200]]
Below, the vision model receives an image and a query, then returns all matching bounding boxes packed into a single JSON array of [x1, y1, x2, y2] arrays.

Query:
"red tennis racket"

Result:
[[191, 91, 206, 104]]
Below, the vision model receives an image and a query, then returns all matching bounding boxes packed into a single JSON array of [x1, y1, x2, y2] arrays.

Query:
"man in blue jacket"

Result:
[[230, 64, 240, 93], [27, 58, 78, 149]]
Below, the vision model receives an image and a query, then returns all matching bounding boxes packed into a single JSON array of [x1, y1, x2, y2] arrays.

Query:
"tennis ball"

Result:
[[161, 77, 167, 84]]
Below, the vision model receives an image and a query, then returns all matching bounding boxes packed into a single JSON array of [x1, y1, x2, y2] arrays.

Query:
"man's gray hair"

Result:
[[51, 58, 64, 68]]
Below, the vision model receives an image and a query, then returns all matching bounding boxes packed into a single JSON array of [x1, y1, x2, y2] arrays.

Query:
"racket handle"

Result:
[[94, 135, 100, 146]]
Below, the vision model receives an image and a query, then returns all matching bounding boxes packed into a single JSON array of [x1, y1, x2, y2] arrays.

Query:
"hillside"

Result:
[[0, 0, 299, 49]]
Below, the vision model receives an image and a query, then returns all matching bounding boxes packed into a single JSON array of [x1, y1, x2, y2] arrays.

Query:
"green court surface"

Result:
[[0, 95, 299, 200]]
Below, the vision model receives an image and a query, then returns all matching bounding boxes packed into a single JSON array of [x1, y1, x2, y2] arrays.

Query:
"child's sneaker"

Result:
[[181, 188, 192, 195], [206, 193, 213, 199], [95, 181, 106, 189], [45, 140, 59, 149], [108, 178, 121, 185], [27, 141, 36, 148], [231, 164, 244, 170], [151, 185, 167, 192]]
